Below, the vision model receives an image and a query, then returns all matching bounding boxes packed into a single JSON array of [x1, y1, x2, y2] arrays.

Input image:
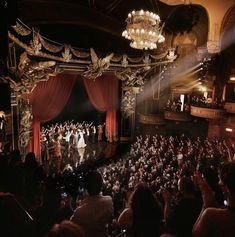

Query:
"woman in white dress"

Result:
[[77, 129, 86, 149]]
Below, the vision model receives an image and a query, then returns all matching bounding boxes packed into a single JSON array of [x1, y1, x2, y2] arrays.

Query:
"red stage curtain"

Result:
[[28, 73, 76, 159], [83, 74, 119, 142]]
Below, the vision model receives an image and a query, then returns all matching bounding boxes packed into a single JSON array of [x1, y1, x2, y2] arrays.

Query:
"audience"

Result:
[[0, 134, 234, 237]]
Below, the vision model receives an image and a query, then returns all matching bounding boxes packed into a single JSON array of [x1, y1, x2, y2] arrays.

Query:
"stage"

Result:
[[41, 140, 130, 176]]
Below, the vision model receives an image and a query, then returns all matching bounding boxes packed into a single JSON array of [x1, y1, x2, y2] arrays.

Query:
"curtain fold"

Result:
[[28, 73, 76, 159], [83, 74, 119, 142]]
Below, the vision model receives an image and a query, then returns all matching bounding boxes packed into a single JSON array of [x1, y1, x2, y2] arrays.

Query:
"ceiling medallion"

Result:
[[122, 9, 165, 50]]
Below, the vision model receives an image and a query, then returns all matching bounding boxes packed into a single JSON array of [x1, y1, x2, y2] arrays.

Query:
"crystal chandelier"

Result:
[[122, 9, 165, 50]]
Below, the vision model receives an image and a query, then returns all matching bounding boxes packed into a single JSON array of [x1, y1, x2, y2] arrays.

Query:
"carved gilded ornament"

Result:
[[12, 21, 31, 36], [19, 100, 33, 148], [83, 48, 114, 80], [62, 45, 72, 62], [30, 29, 42, 55], [121, 90, 136, 118]]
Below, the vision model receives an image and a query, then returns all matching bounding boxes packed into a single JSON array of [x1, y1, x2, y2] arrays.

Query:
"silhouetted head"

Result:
[[178, 176, 195, 194], [84, 171, 103, 196], [9, 149, 21, 166], [24, 152, 37, 167], [46, 220, 84, 237]]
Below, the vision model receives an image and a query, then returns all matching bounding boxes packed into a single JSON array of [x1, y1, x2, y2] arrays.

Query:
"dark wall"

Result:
[[0, 83, 11, 110]]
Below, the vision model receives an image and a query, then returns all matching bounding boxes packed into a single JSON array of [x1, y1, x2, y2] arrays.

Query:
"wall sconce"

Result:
[[225, 127, 233, 132]]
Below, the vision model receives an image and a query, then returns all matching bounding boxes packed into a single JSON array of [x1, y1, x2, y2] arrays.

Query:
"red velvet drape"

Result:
[[83, 74, 119, 142], [28, 73, 76, 159]]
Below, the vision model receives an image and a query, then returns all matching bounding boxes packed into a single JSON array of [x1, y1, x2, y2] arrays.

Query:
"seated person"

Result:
[[71, 171, 113, 237]]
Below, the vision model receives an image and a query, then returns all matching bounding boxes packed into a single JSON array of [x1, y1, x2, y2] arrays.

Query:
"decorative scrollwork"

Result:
[[39, 35, 64, 53], [70, 46, 90, 58], [12, 21, 31, 36], [143, 54, 151, 66], [19, 100, 33, 148], [62, 45, 72, 62], [121, 55, 128, 67], [30, 29, 42, 55], [121, 90, 136, 118]]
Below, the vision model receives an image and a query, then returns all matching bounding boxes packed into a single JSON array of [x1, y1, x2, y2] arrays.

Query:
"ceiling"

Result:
[[16, 0, 209, 55]]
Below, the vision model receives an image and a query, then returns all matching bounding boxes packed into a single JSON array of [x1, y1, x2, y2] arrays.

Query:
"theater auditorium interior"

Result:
[[0, 1, 235, 237]]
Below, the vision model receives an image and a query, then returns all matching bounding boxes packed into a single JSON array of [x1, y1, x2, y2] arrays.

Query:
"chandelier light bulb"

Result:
[[158, 34, 165, 43]]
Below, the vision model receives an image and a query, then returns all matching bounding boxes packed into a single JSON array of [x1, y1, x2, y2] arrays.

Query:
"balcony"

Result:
[[224, 102, 235, 114], [164, 110, 192, 121], [139, 114, 165, 125], [191, 106, 226, 119]]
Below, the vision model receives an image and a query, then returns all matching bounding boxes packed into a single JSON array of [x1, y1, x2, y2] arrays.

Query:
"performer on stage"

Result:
[[63, 127, 72, 157], [40, 126, 49, 162], [98, 123, 105, 141], [91, 125, 97, 143], [77, 129, 86, 149], [53, 134, 62, 159], [84, 123, 92, 144]]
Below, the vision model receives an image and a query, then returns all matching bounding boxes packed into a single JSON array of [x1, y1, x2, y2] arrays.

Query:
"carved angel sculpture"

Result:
[[115, 67, 149, 87], [83, 48, 114, 80], [15, 52, 58, 94], [18, 52, 56, 78]]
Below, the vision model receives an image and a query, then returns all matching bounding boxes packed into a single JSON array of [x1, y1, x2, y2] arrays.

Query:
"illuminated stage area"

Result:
[[43, 140, 123, 176]]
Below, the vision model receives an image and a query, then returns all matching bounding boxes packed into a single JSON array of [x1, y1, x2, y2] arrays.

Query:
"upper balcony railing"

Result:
[[164, 110, 192, 121], [224, 102, 235, 114], [190, 105, 226, 119]]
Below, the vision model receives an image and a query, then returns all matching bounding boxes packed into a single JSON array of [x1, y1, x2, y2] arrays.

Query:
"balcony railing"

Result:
[[138, 114, 165, 125], [224, 102, 235, 114], [190, 105, 226, 119], [164, 110, 192, 121]]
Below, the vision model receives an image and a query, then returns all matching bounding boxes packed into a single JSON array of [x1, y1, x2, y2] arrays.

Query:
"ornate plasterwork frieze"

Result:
[[9, 20, 176, 77], [19, 100, 33, 148]]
